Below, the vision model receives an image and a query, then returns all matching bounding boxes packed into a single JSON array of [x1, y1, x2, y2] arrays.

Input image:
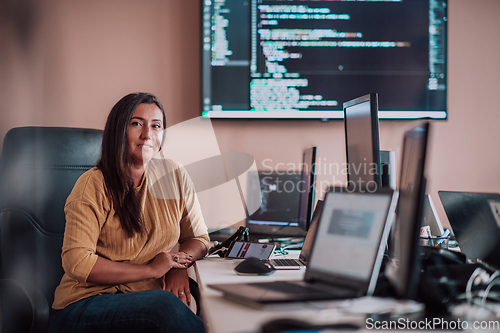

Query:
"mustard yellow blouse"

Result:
[[52, 159, 209, 309]]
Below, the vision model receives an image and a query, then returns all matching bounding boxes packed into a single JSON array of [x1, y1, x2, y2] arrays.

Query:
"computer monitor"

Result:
[[298, 146, 317, 231], [344, 93, 382, 192], [385, 122, 430, 300], [246, 171, 306, 238], [201, 1, 448, 120]]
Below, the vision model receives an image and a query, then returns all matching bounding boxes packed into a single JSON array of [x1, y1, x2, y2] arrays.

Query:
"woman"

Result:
[[49, 92, 209, 333]]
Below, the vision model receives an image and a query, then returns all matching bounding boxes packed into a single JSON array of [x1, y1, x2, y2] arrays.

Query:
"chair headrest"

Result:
[[1, 126, 103, 167], [0, 127, 103, 234]]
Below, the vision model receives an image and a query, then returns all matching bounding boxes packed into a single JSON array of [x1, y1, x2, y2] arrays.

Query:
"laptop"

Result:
[[267, 200, 324, 270], [439, 191, 500, 268], [208, 188, 398, 308]]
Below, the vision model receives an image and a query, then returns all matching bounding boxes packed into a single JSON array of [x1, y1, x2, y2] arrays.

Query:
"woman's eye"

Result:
[[131, 121, 142, 126], [152, 124, 162, 130]]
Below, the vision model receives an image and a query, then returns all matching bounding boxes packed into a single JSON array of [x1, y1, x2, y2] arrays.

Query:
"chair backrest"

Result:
[[0, 127, 103, 307]]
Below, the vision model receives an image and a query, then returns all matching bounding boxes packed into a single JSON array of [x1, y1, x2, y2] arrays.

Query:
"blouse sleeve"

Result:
[[60, 171, 109, 282], [176, 164, 210, 250]]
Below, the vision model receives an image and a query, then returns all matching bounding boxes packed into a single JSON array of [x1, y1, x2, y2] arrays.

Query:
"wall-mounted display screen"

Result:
[[201, 0, 447, 120]]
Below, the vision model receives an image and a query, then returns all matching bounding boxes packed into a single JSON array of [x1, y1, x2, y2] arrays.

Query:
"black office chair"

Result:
[[0, 126, 203, 332], [0, 127, 103, 333]]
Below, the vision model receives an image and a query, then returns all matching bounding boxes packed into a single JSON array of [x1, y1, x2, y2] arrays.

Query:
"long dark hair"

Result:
[[97, 92, 166, 237]]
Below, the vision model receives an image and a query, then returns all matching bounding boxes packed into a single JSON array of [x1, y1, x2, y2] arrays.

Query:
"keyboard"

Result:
[[268, 258, 304, 267], [248, 281, 323, 294], [247, 281, 352, 297]]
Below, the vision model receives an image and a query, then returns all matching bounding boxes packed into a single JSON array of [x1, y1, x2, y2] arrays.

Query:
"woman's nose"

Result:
[[141, 126, 152, 139]]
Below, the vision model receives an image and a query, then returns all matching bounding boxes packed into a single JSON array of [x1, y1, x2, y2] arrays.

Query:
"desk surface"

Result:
[[195, 255, 368, 333], [194, 251, 500, 333], [195, 255, 300, 333], [194, 253, 427, 333]]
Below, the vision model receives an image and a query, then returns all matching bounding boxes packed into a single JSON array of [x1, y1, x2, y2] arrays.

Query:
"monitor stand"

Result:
[[380, 150, 397, 189], [246, 225, 306, 241]]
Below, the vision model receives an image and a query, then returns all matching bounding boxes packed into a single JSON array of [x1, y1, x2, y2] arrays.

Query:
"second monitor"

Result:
[[246, 147, 317, 238], [344, 93, 396, 191], [344, 93, 382, 192]]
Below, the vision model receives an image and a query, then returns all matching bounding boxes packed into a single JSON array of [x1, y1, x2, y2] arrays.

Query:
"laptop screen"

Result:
[[299, 199, 324, 263], [439, 191, 500, 266], [307, 190, 396, 288]]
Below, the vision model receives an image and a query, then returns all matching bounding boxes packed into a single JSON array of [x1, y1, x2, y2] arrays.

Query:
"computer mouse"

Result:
[[234, 257, 276, 276]]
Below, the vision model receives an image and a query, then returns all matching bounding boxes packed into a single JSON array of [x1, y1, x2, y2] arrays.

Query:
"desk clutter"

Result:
[[202, 96, 500, 332], [205, 230, 500, 332], [207, 231, 500, 321]]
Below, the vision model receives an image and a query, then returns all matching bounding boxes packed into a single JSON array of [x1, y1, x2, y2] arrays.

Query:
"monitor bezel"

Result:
[[298, 146, 317, 231]]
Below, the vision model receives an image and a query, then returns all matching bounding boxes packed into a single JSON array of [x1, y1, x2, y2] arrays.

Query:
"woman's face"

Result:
[[127, 103, 164, 167]]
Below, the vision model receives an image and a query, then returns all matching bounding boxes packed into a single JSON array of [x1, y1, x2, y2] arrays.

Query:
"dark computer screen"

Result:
[[201, 0, 447, 119], [300, 199, 323, 263], [386, 122, 429, 299], [246, 171, 306, 237], [298, 146, 317, 231], [344, 93, 381, 192]]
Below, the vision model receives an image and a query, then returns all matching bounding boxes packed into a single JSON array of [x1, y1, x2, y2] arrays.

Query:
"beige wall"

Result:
[[1, 0, 499, 228]]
